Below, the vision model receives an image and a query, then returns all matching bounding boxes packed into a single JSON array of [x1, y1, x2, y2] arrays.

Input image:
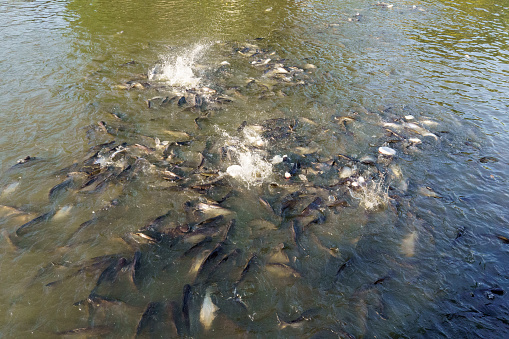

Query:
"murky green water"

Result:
[[1, 0, 508, 337]]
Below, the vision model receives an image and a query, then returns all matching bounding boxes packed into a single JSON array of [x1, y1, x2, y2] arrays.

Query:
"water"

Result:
[[1, 0, 509, 337]]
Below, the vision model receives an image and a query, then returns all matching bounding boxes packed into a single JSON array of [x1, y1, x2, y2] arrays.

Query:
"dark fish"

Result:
[[136, 301, 164, 336], [9, 156, 40, 171], [56, 325, 112, 336], [196, 243, 225, 279], [216, 190, 235, 204], [93, 257, 129, 289], [120, 60, 136, 66], [497, 235, 509, 244], [277, 308, 321, 329], [259, 197, 278, 219], [182, 236, 213, 257], [48, 177, 74, 201], [335, 258, 352, 280], [141, 211, 173, 232], [62, 255, 122, 285], [16, 210, 56, 237], [162, 95, 178, 106], [373, 276, 390, 285], [79, 163, 102, 176], [235, 253, 257, 288], [490, 288, 504, 295], [131, 251, 142, 288], [16, 156, 37, 165], [79, 171, 115, 194], [280, 193, 301, 216], [167, 300, 185, 336], [182, 284, 192, 334], [300, 197, 323, 217], [190, 215, 225, 232], [178, 96, 187, 106], [289, 160, 301, 176], [266, 263, 301, 278], [479, 156, 498, 163], [206, 248, 242, 283], [221, 219, 236, 243], [454, 226, 465, 240], [291, 220, 305, 253]]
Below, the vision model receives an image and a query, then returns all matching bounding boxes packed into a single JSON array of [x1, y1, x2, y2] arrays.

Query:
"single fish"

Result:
[[200, 287, 219, 331]]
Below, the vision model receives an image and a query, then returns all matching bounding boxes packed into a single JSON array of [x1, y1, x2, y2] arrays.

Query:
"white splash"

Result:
[[220, 127, 273, 187], [349, 175, 389, 211], [148, 44, 207, 87]]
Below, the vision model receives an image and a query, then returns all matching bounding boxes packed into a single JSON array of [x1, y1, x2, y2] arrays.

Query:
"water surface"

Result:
[[1, 0, 509, 337]]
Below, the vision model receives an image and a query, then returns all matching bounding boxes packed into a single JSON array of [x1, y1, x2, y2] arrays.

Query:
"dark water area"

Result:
[[1, 0, 509, 337]]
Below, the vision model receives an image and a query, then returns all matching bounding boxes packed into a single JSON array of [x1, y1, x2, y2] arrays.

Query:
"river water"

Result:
[[1, 0, 508, 337]]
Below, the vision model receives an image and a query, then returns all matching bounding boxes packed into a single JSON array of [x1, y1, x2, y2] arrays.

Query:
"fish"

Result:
[[497, 235, 509, 244], [258, 197, 279, 219], [221, 219, 236, 243], [93, 257, 129, 290], [182, 284, 192, 334], [206, 248, 242, 283], [136, 301, 164, 336], [265, 263, 301, 278], [0, 205, 33, 227], [8, 156, 40, 171], [46, 255, 121, 287], [1, 182, 20, 197], [335, 258, 352, 280], [1, 229, 18, 252], [277, 308, 321, 329], [404, 122, 438, 140], [235, 253, 258, 288], [195, 203, 233, 218], [401, 231, 417, 257], [16, 210, 56, 237], [189, 249, 212, 279], [164, 130, 192, 141], [130, 251, 142, 288], [268, 243, 290, 264], [300, 197, 323, 217], [200, 287, 219, 331], [195, 243, 225, 279], [56, 325, 112, 337], [53, 205, 73, 220]]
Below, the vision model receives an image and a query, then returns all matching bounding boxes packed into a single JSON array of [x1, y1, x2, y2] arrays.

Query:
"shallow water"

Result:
[[1, 0, 509, 337]]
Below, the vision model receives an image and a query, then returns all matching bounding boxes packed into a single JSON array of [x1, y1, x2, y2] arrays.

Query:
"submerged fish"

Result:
[[266, 263, 301, 278], [1, 182, 20, 197], [56, 325, 112, 337], [53, 205, 73, 220], [16, 210, 56, 237], [200, 287, 219, 331], [182, 284, 192, 334], [277, 308, 321, 329], [401, 231, 417, 257]]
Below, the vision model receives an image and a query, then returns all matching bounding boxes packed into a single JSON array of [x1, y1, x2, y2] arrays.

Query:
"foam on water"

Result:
[[221, 127, 273, 187], [148, 44, 207, 87]]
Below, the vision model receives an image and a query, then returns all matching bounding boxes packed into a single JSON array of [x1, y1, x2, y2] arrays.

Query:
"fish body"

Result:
[[200, 288, 218, 331]]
